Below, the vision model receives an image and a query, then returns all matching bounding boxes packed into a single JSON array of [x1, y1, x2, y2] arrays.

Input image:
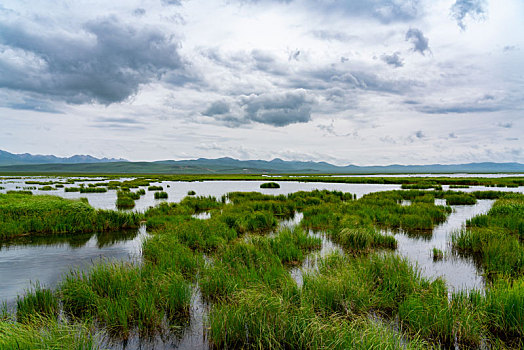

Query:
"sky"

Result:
[[0, 0, 522, 165]]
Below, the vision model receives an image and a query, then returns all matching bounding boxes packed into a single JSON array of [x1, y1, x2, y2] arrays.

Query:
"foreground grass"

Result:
[[3, 189, 524, 348], [0, 316, 99, 350], [0, 193, 141, 239]]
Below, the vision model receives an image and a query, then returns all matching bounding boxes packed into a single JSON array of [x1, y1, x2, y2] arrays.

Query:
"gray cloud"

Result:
[[240, 90, 315, 126], [202, 100, 231, 116], [450, 0, 486, 30], [201, 90, 316, 127], [92, 116, 145, 130], [405, 28, 430, 55], [162, 0, 182, 6], [416, 105, 499, 114], [5, 98, 63, 114], [380, 52, 404, 67], [0, 16, 186, 105], [96, 117, 142, 124], [133, 8, 146, 16], [284, 0, 420, 23], [292, 67, 417, 94], [497, 122, 513, 128], [310, 30, 355, 42], [288, 49, 301, 61]]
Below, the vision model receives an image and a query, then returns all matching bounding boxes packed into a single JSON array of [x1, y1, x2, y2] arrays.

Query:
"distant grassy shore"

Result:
[[1, 173, 523, 188]]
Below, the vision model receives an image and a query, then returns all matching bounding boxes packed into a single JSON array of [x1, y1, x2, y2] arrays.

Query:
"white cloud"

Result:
[[0, 0, 522, 165]]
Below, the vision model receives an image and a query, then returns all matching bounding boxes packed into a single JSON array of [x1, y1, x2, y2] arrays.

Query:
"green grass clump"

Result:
[[115, 190, 136, 209], [0, 193, 141, 239], [301, 253, 487, 347], [301, 191, 450, 237], [334, 227, 397, 251], [167, 218, 237, 252], [154, 191, 168, 199], [61, 261, 191, 338], [483, 277, 524, 340], [40, 185, 55, 191], [260, 182, 280, 189], [16, 283, 59, 323], [219, 209, 278, 233], [401, 183, 442, 190], [6, 190, 33, 195], [445, 193, 477, 205], [252, 226, 321, 264], [79, 187, 107, 193], [452, 193, 524, 277], [0, 317, 99, 349], [187, 190, 196, 195], [208, 286, 429, 350], [200, 242, 293, 300], [180, 195, 222, 212], [450, 184, 470, 188], [142, 234, 202, 277], [432, 248, 444, 260], [64, 187, 81, 192], [148, 185, 163, 191]]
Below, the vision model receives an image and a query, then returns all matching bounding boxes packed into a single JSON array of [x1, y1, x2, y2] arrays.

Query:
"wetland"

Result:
[[0, 174, 523, 349]]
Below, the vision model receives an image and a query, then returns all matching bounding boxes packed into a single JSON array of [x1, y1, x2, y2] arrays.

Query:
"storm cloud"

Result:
[[0, 16, 186, 105], [241, 90, 315, 126], [205, 90, 316, 127]]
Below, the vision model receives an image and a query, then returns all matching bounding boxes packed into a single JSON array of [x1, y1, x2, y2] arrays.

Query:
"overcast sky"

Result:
[[0, 0, 522, 165]]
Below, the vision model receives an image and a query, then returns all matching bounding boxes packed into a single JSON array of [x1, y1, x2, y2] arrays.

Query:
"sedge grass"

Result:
[[260, 182, 280, 189], [0, 193, 141, 239], [0, 316, 100, 350], [154, 191, 168, 199]]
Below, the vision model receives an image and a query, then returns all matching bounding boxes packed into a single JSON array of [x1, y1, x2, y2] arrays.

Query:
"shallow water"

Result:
[[0, 178, 404, 211], [393, 199, 494, 292], [289, 199, 496, 293], [0, 226, 146, 306]]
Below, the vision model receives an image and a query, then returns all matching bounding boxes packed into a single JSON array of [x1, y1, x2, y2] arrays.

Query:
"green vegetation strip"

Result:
[[0, 193, 141, 239]]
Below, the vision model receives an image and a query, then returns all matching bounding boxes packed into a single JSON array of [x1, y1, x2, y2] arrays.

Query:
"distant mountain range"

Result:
[[0, 150, 523, 174], [0, 150, 126, 166]]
